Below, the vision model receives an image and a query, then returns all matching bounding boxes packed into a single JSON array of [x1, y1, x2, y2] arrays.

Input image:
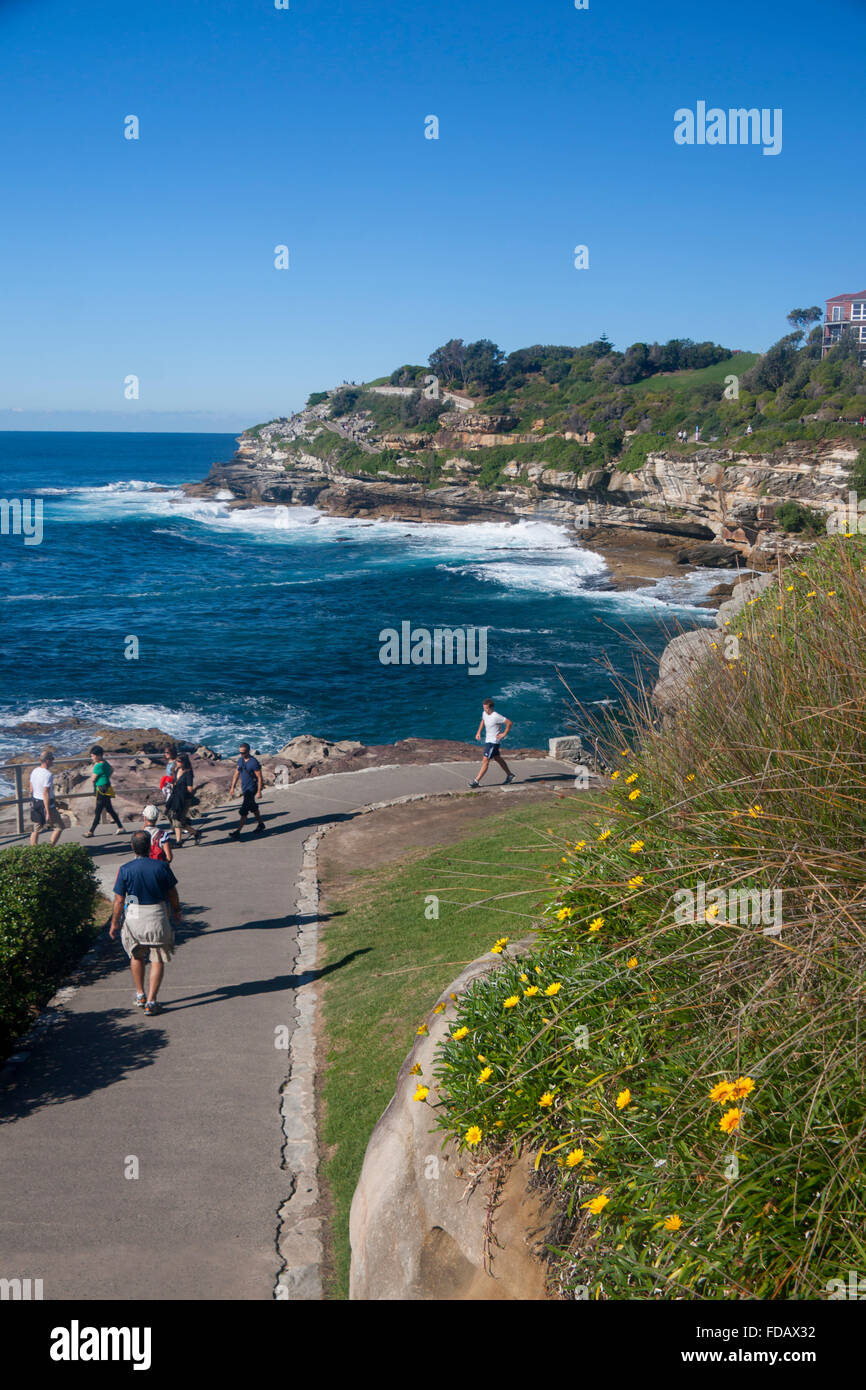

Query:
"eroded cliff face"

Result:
[[193, 406, 859, 569]]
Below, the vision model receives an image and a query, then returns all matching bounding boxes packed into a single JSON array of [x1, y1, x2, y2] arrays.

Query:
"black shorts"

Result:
[[484, 742, 503, 759], [31, 798, 62, 828], [239, 789, 259, 816]]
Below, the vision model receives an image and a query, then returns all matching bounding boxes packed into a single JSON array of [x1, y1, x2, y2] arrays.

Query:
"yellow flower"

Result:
[[574, 840, 586, 851], [503, 995, 520, 1009], [477, 1067, 493, 1084], [627, 956, 638, 969], [477, 1053, 486, 1061], [452, 1026, 469, 1041], [565, 1148, 584, 1167], [709, 1080, 736, 1104], [628, 875, 644, 889], [629, 840, 644, 853], [786, 584, 794, 592], [705, 904, 720, 921], [664, 1214, 683, 1232], [582, 1195, 610, 1214], [409, 1063, 422, 1075], [490, 942, 504, 953], [432, 1002, 446, 1013], [413, 1085, 429, 1102], [589, 916, 604, 933], [523, 985, 540, 997], [561, 857, 568, 863], [806, 590, 816, 598], [416, 1023, 428, 1036], [732, 1075, 755, 1099], [464, 1125, 482, 1147], [616, 1088, 632, 1110], [686, 773, 695, 782], [625, 772, 639, 784], [827, 590, 836, 596], [519, 973, 529, 983], [535, 965, 542, 974], [544, 982, 562, 997], [620, 748, 629, 756], [555, 907, 572, 921], [628, 789, 641, 801], [610, 770, 620, 780], [598, 828, 611, 841], [539, 1092, 555, 1108], [719, 1107, 741, 1134]]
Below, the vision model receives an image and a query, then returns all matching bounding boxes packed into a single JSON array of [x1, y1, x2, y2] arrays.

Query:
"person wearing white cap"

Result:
[[141, 804, 173, 864]]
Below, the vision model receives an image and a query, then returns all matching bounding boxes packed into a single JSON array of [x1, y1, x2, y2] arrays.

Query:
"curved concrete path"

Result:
[[0, 757, 572, 1301]]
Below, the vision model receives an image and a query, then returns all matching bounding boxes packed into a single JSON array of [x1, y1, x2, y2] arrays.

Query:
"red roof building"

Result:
[[823, 291, 866, 358]]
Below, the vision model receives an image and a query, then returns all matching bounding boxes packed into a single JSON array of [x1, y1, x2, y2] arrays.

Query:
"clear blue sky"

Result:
[[1, 0, 863, 430]]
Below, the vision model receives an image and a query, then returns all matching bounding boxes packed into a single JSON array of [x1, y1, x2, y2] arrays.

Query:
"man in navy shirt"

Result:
[[228, 741, 266, 838], [110, 831, 181, 1016]]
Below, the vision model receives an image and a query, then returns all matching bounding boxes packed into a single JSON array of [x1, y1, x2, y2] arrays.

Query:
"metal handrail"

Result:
[[0, 756, 96, 837]]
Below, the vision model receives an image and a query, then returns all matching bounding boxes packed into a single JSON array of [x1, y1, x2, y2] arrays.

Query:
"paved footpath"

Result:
[[0, 758, 572, 1300]]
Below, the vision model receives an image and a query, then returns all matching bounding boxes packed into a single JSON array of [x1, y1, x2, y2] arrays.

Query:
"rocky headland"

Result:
[[185, 387, 857, 589]]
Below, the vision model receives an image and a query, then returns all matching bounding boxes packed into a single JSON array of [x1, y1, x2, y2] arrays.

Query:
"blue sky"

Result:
[[1, 0, 864, 430]]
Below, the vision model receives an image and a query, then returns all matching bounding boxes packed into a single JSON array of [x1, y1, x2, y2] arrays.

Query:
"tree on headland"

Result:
[[786, 306, 822, 341]]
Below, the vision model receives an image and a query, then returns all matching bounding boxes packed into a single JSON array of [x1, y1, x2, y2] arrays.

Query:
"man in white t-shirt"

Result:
[[469, 698, 516, 788], [29, 750, 64, 846]]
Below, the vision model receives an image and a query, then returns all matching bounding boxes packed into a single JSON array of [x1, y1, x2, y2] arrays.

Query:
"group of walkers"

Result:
[[27, 738, 268, 1016], [25, 705, 512, 1018]]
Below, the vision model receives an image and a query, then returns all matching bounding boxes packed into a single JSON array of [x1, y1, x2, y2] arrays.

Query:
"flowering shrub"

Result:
[[427, 535, 866, 1298]]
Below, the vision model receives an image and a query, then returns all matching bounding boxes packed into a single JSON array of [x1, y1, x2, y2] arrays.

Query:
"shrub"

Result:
[[434, 536, 866, 1298], [0, 845, 100, 1058], [775, 500, 825, 535]]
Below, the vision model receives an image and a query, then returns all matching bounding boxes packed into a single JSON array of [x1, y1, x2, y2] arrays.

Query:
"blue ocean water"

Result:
[[0, 432, 722, 775]]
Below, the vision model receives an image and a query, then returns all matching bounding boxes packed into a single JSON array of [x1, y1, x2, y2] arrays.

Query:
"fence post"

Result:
[[14, 765, 24, 837]]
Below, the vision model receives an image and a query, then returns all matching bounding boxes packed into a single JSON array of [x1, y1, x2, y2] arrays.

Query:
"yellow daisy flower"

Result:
[[464, 1125, 482, 1147], [719, 1107, 741, 1134], [664, 1214, 682, 1232], [452, 1026, 469, 1041], [544, 982, 562, 996], [413, 1085, 429, 1102], [582, 1194, 610, 1214], [565, 1148, 584, 1167], [616, 1088, 631, 1110], [503, 995, 520, 1009]]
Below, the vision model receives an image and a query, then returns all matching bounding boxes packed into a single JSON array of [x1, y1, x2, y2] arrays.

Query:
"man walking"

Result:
[[469, 698, 516, 788], [29, 749, 64, 846], [110, 830, 181, 1016], [228, 742, 266, 838]]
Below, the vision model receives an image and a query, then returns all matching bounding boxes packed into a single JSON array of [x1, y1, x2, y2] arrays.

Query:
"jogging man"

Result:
[[469, 699, 516, 788], [228, 742, 266, 837], [110, 830, 181, 1016], [29, 749, 64, 846]]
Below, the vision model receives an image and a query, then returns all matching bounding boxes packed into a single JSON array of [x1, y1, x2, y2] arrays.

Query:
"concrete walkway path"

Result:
[[0, 757, 573, 1300]]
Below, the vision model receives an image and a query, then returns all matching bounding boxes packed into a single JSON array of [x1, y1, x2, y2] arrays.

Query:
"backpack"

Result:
[[148, 828, 166, 861]]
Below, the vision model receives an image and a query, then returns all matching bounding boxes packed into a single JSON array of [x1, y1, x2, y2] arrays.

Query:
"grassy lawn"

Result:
[[317, 791, 600, 1298]]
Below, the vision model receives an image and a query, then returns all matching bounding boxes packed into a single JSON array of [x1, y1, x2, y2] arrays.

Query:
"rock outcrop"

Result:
[[350, 944, 552, 1301], [193, 398, 860, 572], [652, 573, 775, 713]]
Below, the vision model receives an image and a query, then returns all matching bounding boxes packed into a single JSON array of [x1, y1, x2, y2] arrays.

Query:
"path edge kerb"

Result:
[[273, 786, 495, 1300]]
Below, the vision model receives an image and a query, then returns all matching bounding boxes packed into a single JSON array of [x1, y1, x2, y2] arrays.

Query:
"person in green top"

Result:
[[83, 744, 125, 838]]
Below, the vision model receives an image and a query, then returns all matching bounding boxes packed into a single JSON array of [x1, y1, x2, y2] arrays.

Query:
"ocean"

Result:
[[0, 432, 724, 785]]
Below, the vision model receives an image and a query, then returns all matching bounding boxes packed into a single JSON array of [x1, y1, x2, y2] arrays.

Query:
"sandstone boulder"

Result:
[[350, 944, 551, 1300]]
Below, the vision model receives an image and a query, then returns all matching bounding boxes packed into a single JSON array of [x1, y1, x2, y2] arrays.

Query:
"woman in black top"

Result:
[[166, 754, 202, 847]]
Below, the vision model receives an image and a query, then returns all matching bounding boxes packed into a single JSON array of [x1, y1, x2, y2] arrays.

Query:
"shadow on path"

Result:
[[0, 1009, 168, 1122], [165, 948, 371, 1011]]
